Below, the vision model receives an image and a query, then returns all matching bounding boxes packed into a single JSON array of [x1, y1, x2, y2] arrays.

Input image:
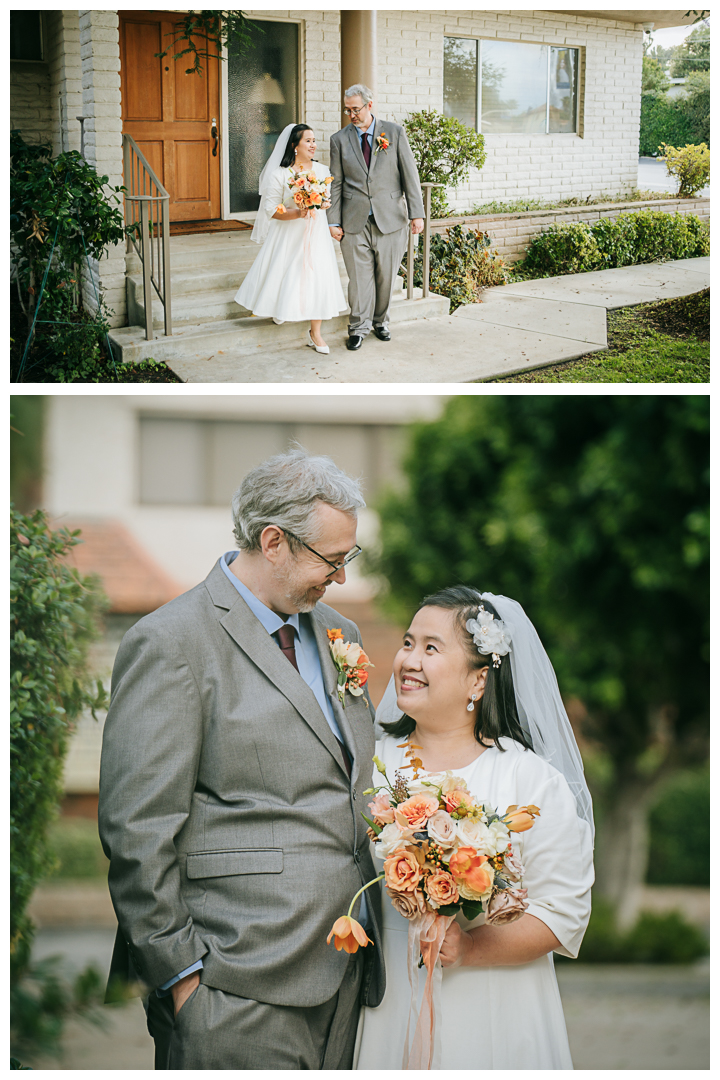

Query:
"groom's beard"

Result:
[[273, 559, 331, 613]]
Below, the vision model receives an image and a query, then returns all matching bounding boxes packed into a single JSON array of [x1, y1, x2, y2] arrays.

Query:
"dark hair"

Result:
[[381, 585, 532, 752], [280, 124, 312, 168]]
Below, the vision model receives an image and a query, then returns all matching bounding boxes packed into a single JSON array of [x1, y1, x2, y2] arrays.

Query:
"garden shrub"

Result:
[[405, 110, 486, 218], [659, 142, 710, 198], [517, 210, 709, 279], [47, 818, 109, 880], [566, 897, 708, 964], [10, 130, 127, 376], [401, 224, 509, 310], [10, 509, 107, 1021], [639, 92, 695, 157], [646, 766, 709, 885]]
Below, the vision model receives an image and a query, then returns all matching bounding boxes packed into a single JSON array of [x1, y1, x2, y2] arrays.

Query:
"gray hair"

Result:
[[344, 83, 373, 105], [231, 447, 365, 553]]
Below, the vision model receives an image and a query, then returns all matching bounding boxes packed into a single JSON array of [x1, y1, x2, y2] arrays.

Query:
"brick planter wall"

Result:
[[429, 197, 710, 263]]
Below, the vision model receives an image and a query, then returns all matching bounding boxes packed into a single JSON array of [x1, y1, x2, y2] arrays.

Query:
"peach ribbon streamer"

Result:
[[402, 912, 455, 1070]]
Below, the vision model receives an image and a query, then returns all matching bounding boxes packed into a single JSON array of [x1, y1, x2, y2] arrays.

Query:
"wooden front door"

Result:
[[120, 10, 221, 221]]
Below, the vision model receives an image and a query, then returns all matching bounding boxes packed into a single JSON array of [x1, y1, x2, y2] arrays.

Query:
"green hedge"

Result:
[[574, 899, 708, 964], [640, 87, 710, 157], [647, 767, 709, 886], [517, 210, 709, 279]]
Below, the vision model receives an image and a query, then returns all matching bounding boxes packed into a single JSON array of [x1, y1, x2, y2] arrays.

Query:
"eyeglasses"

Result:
[[282, 529, 362, 573], [343, 104, 369, 116]]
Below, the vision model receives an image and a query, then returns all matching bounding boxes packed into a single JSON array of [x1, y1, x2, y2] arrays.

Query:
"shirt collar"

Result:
[[221, 553, 300, 637]]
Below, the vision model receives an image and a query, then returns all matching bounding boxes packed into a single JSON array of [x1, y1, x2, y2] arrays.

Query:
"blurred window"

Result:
[[11, 12, 44, 61], [138, 418, 405, 505], [444, 37, 579, 135]]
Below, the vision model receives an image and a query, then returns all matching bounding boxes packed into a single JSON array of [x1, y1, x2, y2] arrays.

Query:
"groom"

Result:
[[329, 84, 424, 350], [98, 448, 384, 1069]]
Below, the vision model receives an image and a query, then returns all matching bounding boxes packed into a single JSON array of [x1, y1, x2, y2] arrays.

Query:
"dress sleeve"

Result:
[[514, 767, 594, 959], [261, 168, 289, 221]]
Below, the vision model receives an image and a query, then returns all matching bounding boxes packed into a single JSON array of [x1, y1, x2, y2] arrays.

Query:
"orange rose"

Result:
[[443, 789, 476, 815], [425, 869, 460, 908], [395, 793, 440, 830], [327, 915, 373, 953], [384, 848, 423, 893], [503, 805, 540, 833], [448, 846, 494, 895], [293, 192, 304, 205]]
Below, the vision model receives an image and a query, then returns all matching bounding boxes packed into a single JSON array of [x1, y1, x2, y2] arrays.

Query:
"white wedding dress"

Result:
[[353, 734, 594, 1070], [234, 163, 347, 322]]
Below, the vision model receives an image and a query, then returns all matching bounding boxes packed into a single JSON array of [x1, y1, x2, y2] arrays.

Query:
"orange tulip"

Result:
[[327, 915, 374, 954], [448, 846, 494, 894], [503, 805, 540, 832]]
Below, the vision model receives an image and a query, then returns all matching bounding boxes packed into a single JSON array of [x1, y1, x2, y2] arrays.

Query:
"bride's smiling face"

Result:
[[296, 129, 316, 162], [393, 606, 487, 723]]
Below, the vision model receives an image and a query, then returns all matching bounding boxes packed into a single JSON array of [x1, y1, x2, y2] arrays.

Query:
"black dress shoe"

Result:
[[373, 326, 391, 341], [347, 335, 363, 350]]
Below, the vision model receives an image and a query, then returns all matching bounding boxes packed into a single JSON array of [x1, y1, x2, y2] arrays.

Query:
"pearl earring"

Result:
[[467, 693, 477, 712]]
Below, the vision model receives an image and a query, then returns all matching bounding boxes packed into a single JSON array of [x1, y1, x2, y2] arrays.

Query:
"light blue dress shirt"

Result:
[[158, 553, 361, 994]]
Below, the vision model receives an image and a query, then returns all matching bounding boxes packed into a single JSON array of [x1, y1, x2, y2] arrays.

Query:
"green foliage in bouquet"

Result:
[[401, 225, 510, 311], [405, 109, 486, 218]]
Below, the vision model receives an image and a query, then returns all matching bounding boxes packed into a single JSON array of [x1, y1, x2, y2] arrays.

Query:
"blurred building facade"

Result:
[[43, 393, 446, 801]]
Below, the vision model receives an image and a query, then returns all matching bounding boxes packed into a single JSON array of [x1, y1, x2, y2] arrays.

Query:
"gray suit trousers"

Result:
[[145, 953, 363, 1070], [340, 218, 407, 336]]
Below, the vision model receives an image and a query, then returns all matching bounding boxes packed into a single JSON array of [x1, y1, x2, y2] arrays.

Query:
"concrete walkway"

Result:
[[168, 257, 710, 383]]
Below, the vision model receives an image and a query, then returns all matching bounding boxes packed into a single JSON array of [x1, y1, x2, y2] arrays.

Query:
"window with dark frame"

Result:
[[10, 11, 43, 62], [444, 37, 579, 135]]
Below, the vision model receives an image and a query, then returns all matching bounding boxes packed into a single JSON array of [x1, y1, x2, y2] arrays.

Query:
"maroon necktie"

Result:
[[275, 623, 352, 775], [361, 132, 371, 169]]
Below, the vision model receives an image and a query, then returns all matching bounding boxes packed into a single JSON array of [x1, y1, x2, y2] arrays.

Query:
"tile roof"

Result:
[[56, 519, 182, 614]]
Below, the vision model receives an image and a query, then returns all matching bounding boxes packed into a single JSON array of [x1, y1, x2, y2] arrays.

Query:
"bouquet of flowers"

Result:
[[326, 629, 373, 708], [276, 169, 332, 218], [327, 745, 540, 1068]]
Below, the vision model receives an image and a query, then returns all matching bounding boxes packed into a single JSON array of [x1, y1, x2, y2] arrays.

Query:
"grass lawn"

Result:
[[493, 289, 709, 384]]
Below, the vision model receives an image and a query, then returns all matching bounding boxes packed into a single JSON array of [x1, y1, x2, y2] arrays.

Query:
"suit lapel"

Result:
[[209, 573, 348, 777], [309, 608, 362, 780], [367, 118, 382, 178], [347, 121, 367, 173]]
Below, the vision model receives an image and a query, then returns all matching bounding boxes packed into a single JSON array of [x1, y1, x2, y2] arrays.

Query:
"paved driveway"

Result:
[[16, 929, 709, 1070]]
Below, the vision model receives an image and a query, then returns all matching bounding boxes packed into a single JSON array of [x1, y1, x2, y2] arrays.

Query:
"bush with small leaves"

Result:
[[659, 142, 710, 197], [405, 110, 486, 218], [401, 225, 509, 310]]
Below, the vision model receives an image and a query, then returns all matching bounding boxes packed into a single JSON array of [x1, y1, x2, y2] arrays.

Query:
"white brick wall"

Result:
[[10, 62, 53, 145], [374, 9, 644, 212], [79, 9, 126, 327], [46, 10, 83, 155]]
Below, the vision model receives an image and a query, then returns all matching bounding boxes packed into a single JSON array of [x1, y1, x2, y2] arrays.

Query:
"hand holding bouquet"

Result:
[[276, 169, 333, 219]]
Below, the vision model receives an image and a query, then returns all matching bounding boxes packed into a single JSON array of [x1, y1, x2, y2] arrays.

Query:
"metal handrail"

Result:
[[122, 134, 172, 340], [406, 183, 441, 300]]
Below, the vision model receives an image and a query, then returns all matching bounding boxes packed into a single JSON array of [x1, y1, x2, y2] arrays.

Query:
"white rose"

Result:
[[407, 771, 451, 795], [427, 810, 458, 849], [374, 822, 412, 860], [455, 818, 494, 853], [486, 820, 510, 855]]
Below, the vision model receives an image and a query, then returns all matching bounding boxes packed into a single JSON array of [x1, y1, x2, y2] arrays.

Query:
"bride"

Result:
[[234, 123, 347, 354], [353, 586, 594, 1070]]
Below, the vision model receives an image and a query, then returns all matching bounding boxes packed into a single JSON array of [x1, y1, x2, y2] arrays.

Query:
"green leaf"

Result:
[[360, 812, 383, 836]]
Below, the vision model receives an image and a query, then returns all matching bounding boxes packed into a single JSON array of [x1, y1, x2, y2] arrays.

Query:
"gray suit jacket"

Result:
[[329, 118, 424, 235], [98, 560, 384, 1009]]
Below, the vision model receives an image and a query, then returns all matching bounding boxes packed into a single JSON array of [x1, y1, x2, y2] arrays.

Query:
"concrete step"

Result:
[[108, 288, 450, 365]]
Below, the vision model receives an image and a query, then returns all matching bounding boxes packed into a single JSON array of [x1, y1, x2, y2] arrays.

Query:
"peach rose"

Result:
[[425, 869, 460, 909], [368, 792, 395, 826], [448, 846, 494, 897], [443, 789, 476, 816], [484, 887, 528, 926], [388, 888, 427, 920], [383, 848, 423, 893], [395, 793, 440, 830]]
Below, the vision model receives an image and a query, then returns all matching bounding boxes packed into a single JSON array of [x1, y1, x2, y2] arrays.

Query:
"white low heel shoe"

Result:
[[307, 331, 330, 355]]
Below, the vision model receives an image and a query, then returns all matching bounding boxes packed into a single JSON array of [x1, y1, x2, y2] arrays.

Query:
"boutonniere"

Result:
[[327, 629, 374, 707], [375, 132, 390, 154]]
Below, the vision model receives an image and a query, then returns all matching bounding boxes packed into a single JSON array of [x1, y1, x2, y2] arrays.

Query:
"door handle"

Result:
[[211, 117, 218, 157]]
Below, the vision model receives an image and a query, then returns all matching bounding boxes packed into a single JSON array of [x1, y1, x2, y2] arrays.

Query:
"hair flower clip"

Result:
[[466, 606, 512, 668]]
